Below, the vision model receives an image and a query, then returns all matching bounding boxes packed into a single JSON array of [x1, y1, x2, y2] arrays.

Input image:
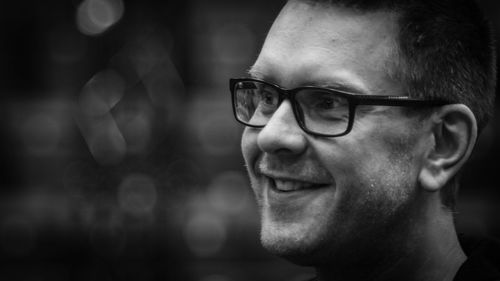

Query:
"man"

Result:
[[230, 0, 500, 280]]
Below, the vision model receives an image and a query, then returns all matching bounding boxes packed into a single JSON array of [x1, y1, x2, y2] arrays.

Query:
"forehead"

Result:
[[251, 0, 402, 94]]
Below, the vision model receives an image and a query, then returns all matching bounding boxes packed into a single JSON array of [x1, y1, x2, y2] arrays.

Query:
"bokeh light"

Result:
[[76, 0, 125, 36], [118, 174, 157, 216], [78, 69, 128, 165], [114, 102, 153, 155], [128, 37, 170, 79], [206, 171, 251, 215], [21, 112, 62, 156], [184, 211, 227, 257], [86, 118, 127, 165], [189, 97, 240, 156], [143, 69, 184, 106], [5, 1, 500, 280], [198, 115, 240, 156], [79, 69, 125, 117], [20, 186, 71, 226]]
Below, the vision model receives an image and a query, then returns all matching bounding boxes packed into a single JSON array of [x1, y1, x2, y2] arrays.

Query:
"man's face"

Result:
[[242, 1, 429, 265]]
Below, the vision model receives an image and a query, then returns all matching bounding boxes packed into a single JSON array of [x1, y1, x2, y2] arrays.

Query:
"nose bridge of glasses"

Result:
[[264, 98, 302, 134], [271, 86, 302, 121], [272, 83, 293, 105]]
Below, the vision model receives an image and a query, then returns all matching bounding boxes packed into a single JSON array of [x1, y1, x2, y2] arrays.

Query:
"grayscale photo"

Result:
[[1, 0, 500, 280]]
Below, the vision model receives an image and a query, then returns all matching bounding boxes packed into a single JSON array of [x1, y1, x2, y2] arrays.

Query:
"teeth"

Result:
[[274, 179, 314, 192]]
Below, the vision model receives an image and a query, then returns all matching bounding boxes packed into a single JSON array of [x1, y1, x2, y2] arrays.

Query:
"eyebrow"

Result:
[[305, 80, 368, 95], [247, 67, 369, 95], [247, 67, 265, 80]]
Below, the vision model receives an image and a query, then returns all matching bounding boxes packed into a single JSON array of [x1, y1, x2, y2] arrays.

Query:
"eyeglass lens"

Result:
[[233, 80, 350, 135]]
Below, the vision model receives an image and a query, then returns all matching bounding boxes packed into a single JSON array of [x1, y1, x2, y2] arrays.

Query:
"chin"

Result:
[[260, 235, 326, 266], [259, 219, 329, 266]]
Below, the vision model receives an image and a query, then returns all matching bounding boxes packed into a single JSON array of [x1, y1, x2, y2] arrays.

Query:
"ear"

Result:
[[418, 104, 477, 192]]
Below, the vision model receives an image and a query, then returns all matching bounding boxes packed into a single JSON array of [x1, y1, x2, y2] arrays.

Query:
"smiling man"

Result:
[[230, 0, 499, 280]]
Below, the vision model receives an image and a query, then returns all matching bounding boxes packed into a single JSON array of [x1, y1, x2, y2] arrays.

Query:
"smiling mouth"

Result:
[[269, 177, 330, 193]]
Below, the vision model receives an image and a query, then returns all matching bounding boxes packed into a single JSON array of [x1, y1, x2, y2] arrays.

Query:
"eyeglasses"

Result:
[[230, 78, 450, 137]]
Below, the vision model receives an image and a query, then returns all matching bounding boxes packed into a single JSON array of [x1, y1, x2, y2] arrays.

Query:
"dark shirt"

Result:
[[454, 235, 500, 281], [306, 236, 500, 281]]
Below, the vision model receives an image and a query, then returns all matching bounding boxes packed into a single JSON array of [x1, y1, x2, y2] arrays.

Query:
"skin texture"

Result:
[[241, 1, 475, 280]]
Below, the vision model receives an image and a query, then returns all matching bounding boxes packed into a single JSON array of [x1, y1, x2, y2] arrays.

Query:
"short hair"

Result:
[[294, 0, 497, 209]]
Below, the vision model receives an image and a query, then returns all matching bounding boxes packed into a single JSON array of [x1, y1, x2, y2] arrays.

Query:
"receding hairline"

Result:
[[274, 0, 405, 90], [287, 0, 398, 12]]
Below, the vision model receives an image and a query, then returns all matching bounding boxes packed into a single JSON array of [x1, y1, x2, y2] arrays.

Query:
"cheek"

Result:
[[314, 125, 420, 205], [241, 128, 262, 197], [241, 128, 258, 168]]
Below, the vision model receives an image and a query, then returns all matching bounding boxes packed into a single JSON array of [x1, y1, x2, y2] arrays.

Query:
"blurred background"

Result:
[[0, 0, 500, 280]]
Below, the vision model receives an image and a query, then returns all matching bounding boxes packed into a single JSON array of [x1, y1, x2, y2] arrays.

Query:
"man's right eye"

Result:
[[259, 91, 276, 105]]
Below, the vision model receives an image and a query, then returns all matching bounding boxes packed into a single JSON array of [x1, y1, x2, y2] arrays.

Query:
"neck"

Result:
[[315, 197, 466, 281]]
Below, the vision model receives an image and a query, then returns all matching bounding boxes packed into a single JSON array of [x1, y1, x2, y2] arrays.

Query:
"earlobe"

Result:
[[418, 162, 444, 192], [418, 104, 477, 192]]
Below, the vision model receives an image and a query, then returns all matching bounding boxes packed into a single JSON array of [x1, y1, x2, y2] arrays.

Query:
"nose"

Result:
[[257, 100, 307, 155]]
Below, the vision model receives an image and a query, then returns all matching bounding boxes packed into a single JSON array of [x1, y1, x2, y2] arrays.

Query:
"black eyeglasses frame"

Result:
[[230, 78, 449, 137]]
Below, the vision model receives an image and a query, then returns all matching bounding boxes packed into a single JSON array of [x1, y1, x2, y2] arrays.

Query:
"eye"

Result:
[[315, 96, 340, 109], [252, 88, 278, 116], [306, 92, 346, 111], [260, 91, 276, 105]]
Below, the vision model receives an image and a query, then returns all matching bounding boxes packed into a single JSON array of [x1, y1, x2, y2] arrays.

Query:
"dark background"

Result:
[[0, 0, 499, 280]]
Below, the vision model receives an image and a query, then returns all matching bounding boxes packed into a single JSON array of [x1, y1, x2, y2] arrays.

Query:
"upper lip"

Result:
[[255, 156, 334, 185]]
